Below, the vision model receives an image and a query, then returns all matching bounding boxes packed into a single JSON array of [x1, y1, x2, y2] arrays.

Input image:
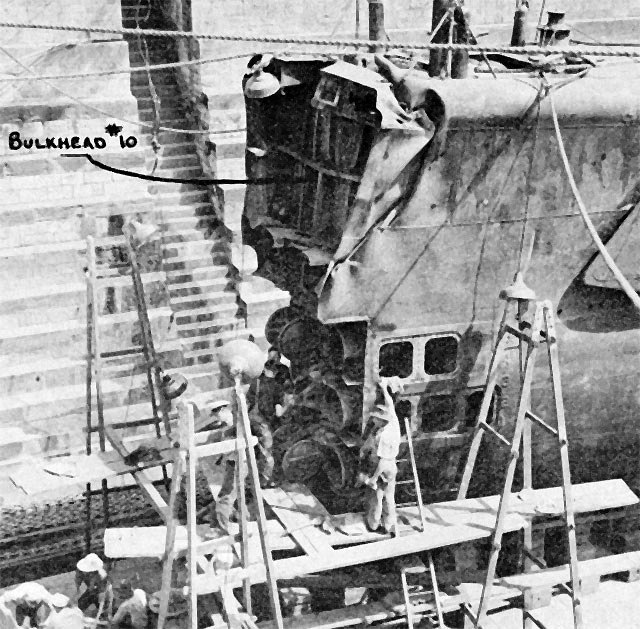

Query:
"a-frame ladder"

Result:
[[156, 388, 285, 629], [84, 231, 171, 551], [457, 299, 581, 629]]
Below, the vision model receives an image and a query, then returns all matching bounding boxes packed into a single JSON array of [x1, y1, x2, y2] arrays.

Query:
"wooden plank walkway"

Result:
[[262, 485, 334, 557], [193, 479, 637, 595]]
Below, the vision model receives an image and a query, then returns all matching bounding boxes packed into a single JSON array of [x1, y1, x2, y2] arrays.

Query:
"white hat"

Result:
[[51, 593, 69, 608], [76, 553, 103, 572]]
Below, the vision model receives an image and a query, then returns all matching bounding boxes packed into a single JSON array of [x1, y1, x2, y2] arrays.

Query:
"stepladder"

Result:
[[457, 298, 582, 629], [398, 415, 447, 629], [156, 386, 284, 629], [84, 232, 171, 550]]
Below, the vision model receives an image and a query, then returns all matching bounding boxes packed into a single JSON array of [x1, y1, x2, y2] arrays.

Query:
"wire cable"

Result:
[[1, 21, 640, 57], [549, 92, 640, 312]]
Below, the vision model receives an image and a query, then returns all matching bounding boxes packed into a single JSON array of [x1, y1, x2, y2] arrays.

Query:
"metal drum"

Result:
[[281, 439, 325, 483]]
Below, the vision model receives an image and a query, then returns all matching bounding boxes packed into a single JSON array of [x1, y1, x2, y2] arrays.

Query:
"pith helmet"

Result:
[[76, 553, 103, 572]]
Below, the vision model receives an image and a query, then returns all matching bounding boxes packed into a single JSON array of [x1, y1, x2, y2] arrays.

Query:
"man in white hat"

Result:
[[42, 593, 83, 629], [360, 378, 403, 536], [74, 553, 113, 623], [1, 581, 53, 627]]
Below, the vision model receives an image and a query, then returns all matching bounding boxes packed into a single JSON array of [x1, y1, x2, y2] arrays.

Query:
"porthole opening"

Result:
[[424, 336, 458, 375], [379, 341, 413, 378]]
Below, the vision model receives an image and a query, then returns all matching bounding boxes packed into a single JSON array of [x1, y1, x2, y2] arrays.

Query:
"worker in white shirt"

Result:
[[42, 594, 83, 629], [74, 553, 113, 623], [360, 378, 403, 536], [1, 581, 53, 627], [111, 581, 148, 629]]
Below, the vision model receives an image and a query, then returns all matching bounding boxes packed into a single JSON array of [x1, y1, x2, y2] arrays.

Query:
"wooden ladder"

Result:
[[84, 232, 171, 551], [399, 416, 447, 629], [457, 299, 581, 629], [156, 384, 285, 629]]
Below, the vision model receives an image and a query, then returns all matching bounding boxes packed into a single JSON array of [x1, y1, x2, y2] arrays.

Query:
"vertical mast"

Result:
[[368, 0, 385, 45]]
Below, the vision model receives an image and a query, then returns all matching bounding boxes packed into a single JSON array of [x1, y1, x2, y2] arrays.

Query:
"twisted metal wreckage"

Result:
[[242, 50, 640, 504]]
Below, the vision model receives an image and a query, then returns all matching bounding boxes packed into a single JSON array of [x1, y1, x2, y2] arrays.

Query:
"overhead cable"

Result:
[[0, 21, 639, 57]]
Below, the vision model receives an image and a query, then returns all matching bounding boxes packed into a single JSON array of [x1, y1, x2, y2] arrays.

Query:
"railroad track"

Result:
[[0, 473, 217, 584]]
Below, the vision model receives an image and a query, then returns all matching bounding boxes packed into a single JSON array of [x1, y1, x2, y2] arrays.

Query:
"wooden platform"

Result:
[[191, 479, 637, 595]]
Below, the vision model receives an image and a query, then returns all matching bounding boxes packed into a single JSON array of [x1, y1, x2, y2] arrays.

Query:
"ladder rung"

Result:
[[523, 548, 547, 569], [461, 603, 478, 625], [402, 565, 428, 576], [504, 325, 536, 346], [479, 421, 511, 447], [89, 417, 161, 432], [396, 479, 416, 485], [101, 347, 144, 358], [525, 411, 558, 436]]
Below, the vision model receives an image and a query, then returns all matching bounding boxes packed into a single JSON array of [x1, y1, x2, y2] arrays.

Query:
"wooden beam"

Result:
[[196, 436, 258, 459], [262, 486, 333, 557], [105, 428, 169, 521]]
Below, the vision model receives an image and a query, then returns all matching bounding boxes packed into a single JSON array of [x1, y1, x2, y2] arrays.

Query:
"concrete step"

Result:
[[162, 251, 227, 272], [152, 165, 204, 180], [0, 339, 183, 396], [155, 141, 198, 158], [134, 95, 186, 112], [171, 290, 237, 310], [173, 302, 239, 325], [168, 276, 231, 296], [150, 188, 210, 206], [161, 227, 207, 243], [165, 263, 230, 283], [0, 368, 158, 429], [0, 272, 167, 317], [175, 316, 241, 338], [216, 157, 246, 180], [0, 307, 173, 356], [162, 238, 216, 258], [159, 214, 217, 233], [154, 152, 200, 169]]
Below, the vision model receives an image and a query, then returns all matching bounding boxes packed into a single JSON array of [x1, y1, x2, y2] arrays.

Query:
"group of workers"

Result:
[[0, 554, 148, 629], [202, 345, 403, 539]]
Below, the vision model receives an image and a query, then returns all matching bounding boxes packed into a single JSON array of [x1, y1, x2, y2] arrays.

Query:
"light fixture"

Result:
[[500, 272, 536, 302], [219, 339, 266, 380], [244, 69, 281, 99], [124, 219, 158, 247]]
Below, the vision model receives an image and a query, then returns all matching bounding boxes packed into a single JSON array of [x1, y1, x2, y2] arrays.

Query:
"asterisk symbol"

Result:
[[104, 123, 123, 137]]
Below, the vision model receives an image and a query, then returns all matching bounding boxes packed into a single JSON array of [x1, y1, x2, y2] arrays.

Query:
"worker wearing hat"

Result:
[[1, 581, 53, 627], [360, 378, 403, 536], [213, 395, 276, 533], [175, 400, 235, 523], [42, 593, 84, 629], [74, 553, 113, 623]]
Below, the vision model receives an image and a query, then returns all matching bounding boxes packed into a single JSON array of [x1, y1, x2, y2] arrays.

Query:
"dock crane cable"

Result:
[[548, 88, 640, 313]]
